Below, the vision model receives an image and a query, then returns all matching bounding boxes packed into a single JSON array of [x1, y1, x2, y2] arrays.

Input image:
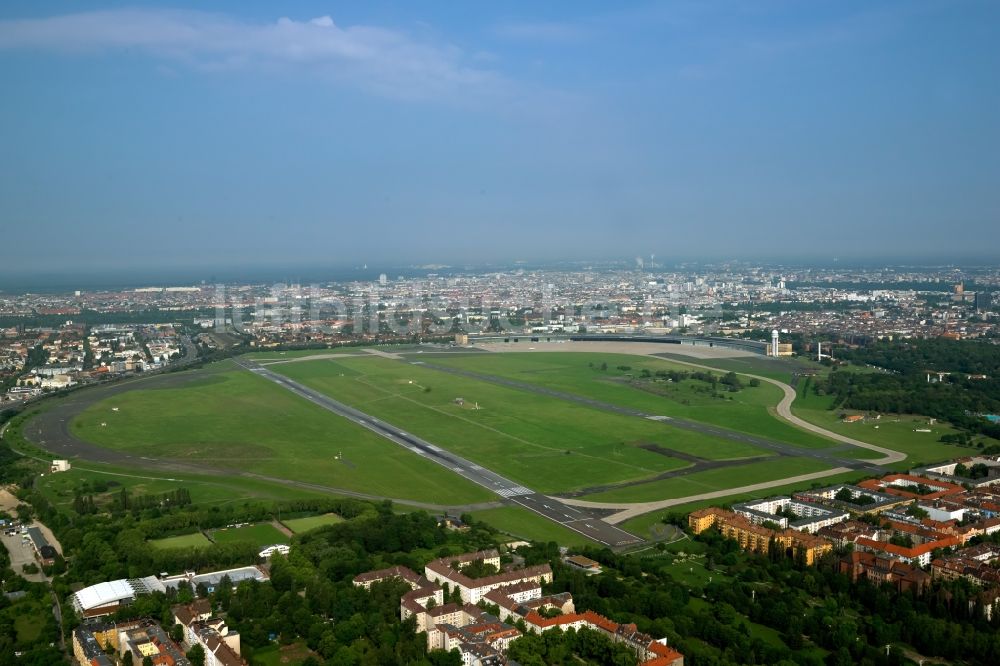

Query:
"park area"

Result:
[[150, 532, 212, 550], [210, 523, 289, 548]]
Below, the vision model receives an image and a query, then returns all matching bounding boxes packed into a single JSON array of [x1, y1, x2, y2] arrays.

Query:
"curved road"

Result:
[[646, 353, 905, 465]]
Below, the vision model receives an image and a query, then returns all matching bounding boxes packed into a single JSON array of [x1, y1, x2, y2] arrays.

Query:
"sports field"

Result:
[[69, 362, 493, 505], [282, 513, 343, 533], [210, 523, 288, 547], [150, 532, 212, 550], [270, 355, 786, 493]]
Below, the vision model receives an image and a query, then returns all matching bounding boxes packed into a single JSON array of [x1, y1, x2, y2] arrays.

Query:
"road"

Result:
[[234, 358, 642, 548]]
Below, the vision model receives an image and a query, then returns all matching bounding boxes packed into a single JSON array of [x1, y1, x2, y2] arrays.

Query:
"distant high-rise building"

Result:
[[975, 291, 991, 312], [379, 273, 388, 286]]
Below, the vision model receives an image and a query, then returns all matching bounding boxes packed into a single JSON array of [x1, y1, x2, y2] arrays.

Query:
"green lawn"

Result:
[[272, 356, 751, 493], [791, 378, 982, 468], [282, 513, 344, 533], [14, 611, 44, 644], [211, 523, 288, 548], [429, 352, 837, 450], [69, 362, 493, 505], [34, 462, 365, 514], [578, 457, 837, 503], [150, 532, 212, 550], [470, 506, 597, 547], [658, 551, 730, 589]]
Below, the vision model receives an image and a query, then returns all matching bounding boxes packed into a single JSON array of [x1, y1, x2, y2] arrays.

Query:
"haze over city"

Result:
[[1, 0, 998, 277]]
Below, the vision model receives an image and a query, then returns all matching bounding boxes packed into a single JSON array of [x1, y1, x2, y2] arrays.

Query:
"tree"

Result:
[[122, 652, 133, 666], [143, 657, 154, 666], [170, 623, 184, 644], [186, 644, 205, 666]]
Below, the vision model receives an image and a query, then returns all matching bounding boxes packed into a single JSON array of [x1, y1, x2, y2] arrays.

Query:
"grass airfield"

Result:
[[59, 344, 974, 544], [69, 361, 493, 505]]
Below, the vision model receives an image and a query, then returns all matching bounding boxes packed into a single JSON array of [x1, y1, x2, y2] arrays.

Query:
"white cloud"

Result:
[[0, 8, 502, 102]]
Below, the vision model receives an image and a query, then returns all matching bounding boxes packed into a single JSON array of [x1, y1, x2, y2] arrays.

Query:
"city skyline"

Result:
[[1, 1, 998, 273]]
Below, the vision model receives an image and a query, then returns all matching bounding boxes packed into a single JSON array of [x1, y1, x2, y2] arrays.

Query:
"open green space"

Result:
[[271, 355, 773, 493], [792, 376, 977, 468], [34, 461, 345, 512], [150, 532, 212, 550], [249, 641, 317, 666], [429, 352, 837, 450], [657, 550, 731, 589], [470, 506, 597, 548], [69, 362, 493, 505], [282, 513, 344, 533], [578, 456, 836, 503], [14, 610, 44, 644], [210, 522, 288, 547]]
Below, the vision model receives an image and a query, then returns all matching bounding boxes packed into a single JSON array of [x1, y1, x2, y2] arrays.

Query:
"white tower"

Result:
[[771, 330, 780, 357], [817, 341, 822, 362]]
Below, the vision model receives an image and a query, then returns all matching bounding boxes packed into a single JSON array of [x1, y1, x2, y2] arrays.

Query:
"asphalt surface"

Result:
[[0, 532, 48, 583], [234, 358, 643, 547], [409, 360, 889, 478]]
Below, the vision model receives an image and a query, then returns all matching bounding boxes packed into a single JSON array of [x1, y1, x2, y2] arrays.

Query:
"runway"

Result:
[[234, 359, 642, 548]]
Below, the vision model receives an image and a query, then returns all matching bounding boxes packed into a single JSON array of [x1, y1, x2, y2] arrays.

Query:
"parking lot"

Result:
[[0, 531, 49, 583]]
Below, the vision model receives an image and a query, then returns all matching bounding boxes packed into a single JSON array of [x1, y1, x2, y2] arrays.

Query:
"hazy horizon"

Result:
[[2, 1, 998, 273]]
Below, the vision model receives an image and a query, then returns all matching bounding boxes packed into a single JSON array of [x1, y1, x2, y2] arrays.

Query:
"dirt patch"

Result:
[[0, 487, 23, 513]]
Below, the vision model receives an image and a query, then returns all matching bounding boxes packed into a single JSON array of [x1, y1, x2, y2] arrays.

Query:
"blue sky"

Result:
[[1, 1, 998, 273]]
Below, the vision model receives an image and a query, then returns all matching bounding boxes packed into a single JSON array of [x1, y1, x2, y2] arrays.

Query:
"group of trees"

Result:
[[834, 487, 875, 506], [815, 339, 1000, 440]]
